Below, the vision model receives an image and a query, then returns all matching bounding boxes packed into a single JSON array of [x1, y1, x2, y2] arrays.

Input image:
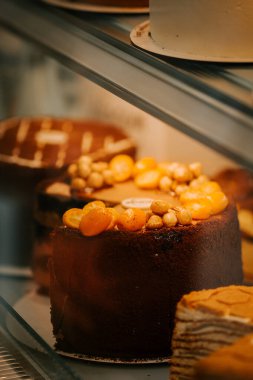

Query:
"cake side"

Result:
[[50, 203, 242, 362]]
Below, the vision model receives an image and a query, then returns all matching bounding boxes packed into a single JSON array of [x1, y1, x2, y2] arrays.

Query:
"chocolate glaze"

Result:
[[50, 203, 242, 362]]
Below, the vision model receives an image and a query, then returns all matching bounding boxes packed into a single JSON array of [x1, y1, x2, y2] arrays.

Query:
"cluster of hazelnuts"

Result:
[[67, 155, 114, 192], [146, 200, 192, 229]]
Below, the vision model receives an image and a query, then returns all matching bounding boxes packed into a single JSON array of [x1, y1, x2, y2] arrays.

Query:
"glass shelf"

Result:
[[0, 0, 253, 170], [0, 295, 80, 379]]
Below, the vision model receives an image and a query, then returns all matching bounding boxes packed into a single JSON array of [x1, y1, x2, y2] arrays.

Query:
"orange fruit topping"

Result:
[[207, 191, 228, 215], [133, 157, 157, 177], [62, 208, 84, 229], [117, 208, 146, 232], [109, 154, 134, 182], [82, 200, 106, 215], [134, 170, 161, 190], [180, 190, 205, 204], [106, 208, 120, 230], [199, 181, 221, 194], [79, 207, 112, 236], [185, 199, 212, 220]]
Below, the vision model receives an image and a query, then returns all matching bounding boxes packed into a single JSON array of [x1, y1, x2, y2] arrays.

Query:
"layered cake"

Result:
[[170, 285, 253, 379], [33, 133, 136, 293], [49, 161, 243, 362], [149, 1, 253, 61], [195, 333, 253, 380], [214, 168, 253, 282]]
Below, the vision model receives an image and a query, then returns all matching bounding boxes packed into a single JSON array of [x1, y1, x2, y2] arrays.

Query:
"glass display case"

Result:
[[0, 1, 252, 379]]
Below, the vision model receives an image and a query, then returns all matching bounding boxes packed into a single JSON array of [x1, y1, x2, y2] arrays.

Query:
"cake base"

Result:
[[130, 20, 253, 62], [42, 0, 149, 13]]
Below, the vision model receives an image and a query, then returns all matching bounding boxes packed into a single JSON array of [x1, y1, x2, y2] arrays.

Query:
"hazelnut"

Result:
[[189, 175, 209, 189], [78, 163, 91, 179], [67, 163, 78, 178], [151, 200, 173, 215], [146, 215, 163, 230], [175, 184, 189, 196], [78, 155, 92, 166], [173, 164, 193, 183], [159, 176, 173, 192], [163, 210, 178, 227], [87, 172, 104, 189], [71, 177, 86, 190], [189, 162, 202, 178], [175, 207, 192, 225]]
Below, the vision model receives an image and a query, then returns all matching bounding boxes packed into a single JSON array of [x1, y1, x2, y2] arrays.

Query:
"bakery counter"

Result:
[[0, 0, 253, 170], [0, 275, 170, 379]]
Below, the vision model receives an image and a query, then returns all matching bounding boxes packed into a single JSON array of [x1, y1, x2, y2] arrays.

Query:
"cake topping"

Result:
[[117, 208, 146, 232], [109, 154, 134, 182], [63, 155, 229, 235]]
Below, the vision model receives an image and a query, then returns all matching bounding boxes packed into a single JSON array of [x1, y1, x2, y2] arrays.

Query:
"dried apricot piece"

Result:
[[133, 157, 157, 177], [180, 190, 205, 204], [79, 208, 112, 236], [106, 208, 120, 230], [62, 208, 84, 229], [109, 154, 134, 182], [134, 170, 161, 190], [82, 200, 106, 215], [207, 191, 228, 214], [117, 208, 146, 231], [199, 181, 221, 194], [185, 199, 212, 220]]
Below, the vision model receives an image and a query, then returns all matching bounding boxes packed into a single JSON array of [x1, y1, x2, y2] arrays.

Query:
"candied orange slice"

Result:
[[185, 199, 212, 220], [133, 157, 157, 177], [106, 208, 120, 230], [199, 181, 221, 194], [79, 207, 112, 236], [207, 191, 228, 214], [82, 200, 106, 215], [117, 208, 146, 231], [134, 169, 161, 190], [62, 208, 84, 229], [109, 154, 134, 182], [180, 190, 205, 204]]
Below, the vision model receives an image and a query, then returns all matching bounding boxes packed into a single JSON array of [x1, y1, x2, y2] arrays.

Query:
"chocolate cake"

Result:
[[195, 333, 253, 380], [50, 198, 242, 362], [171, 285, 253, 380]]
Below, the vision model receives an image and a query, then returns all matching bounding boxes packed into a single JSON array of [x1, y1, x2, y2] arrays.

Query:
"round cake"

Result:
[[50, 203, 242, 362], [149, 0, 253, 61], [49, 159, 243, 362]]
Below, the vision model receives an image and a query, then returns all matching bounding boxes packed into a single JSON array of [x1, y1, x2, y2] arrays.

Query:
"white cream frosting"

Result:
[[150, 0, 253, 60]]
